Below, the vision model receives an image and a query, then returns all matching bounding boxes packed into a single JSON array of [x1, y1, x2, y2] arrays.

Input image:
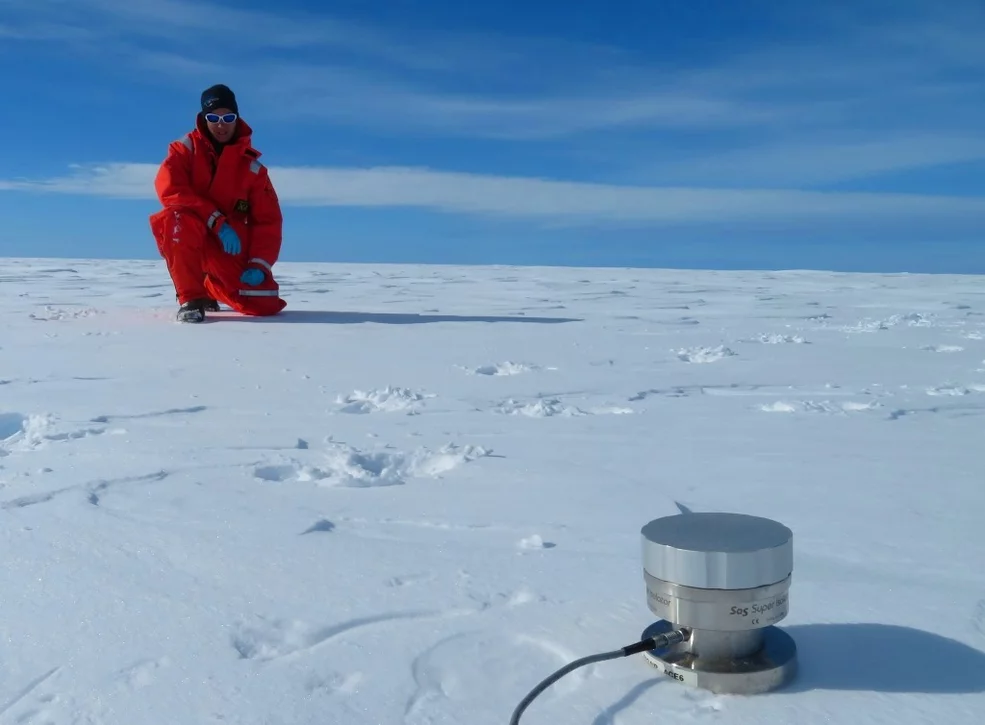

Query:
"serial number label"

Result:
[[663, 665, 698, 686], [728, 594, 788, 625]]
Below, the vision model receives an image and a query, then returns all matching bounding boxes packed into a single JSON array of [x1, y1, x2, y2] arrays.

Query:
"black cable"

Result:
[[508, 648, 624, 725], [508, 629, 688, 725]]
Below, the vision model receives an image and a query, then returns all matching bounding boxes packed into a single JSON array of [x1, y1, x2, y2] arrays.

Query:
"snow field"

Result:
[[0, 259, 983, 724]]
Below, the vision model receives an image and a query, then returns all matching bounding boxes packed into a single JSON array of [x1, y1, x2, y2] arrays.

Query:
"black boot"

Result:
[[177, 299, 207, 323], [175, 293, 219, 314]]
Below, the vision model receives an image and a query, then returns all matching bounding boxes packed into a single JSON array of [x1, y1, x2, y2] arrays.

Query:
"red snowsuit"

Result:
[[149, 115, 286, 316]]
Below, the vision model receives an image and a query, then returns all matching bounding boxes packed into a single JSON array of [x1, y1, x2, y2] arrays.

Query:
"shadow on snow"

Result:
[[778, 623, 985, 694], [218, 309, 582, 325], [592, 623, 985, 723], [603, 622, 985, 707]]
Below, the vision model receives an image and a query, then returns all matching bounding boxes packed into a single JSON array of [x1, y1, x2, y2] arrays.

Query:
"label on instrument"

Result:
[[662, 663, 699, 686], [726, 593, 789, 626]]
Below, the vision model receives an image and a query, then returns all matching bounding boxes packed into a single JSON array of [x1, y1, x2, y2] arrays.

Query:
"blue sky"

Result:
[[1, 0, 984, 273]]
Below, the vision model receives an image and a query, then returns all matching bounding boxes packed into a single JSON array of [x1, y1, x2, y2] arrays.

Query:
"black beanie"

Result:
[[201, 84, 239, 115]]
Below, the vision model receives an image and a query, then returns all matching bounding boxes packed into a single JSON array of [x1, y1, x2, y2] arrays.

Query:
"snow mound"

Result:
[[0, 413, 115, 452], [1, 413, 58, 450], [899, 312, 936, 326], [468, 361, 546, 376], [495, 398, 585, 417], [751, 333, 808, 344], [517, 534, 556, 550], [837, 312, 936, 333], [255, 441, 492, 487], [675, 345, 737, 363], [336, 386, 433, 414]]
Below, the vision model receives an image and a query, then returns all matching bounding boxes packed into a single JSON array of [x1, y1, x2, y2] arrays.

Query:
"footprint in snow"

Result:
[[303, 670, 364, 696], [254, 462, 328, 483], [117, 656, 171, 690]]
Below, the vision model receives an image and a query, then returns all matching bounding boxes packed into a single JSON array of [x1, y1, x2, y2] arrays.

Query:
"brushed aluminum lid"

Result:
[[641, 512, 792, 590]]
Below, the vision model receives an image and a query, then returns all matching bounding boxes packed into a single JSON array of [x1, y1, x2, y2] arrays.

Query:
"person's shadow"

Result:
[[218, 310, 582, 325]]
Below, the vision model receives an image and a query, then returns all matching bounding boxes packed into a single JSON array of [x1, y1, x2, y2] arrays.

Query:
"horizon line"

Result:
[[2, 253, 981, 278]]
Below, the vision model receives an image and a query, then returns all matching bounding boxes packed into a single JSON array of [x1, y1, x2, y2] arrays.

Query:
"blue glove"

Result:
[[241, 268, 265, 285], [217, 222, 241, 255]]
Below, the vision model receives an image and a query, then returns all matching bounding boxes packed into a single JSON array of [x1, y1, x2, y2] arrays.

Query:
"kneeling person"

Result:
[[149, 83, 287, 322]]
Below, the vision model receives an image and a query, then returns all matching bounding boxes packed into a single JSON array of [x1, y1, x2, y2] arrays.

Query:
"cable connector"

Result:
[[508, 627, 690, 725], [620, 627, 689, 656]]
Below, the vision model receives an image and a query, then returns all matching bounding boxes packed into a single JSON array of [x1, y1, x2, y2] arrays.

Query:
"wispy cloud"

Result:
[[6, 0, 985, 186], [2, 0, 623, 79], [646, 135, 985, 187], [2, 163, 983, 229], [0, 22, 95, 41], [239, 64, 776, 140], [0, 0, 786, 139], [613, 3, 985, 187]]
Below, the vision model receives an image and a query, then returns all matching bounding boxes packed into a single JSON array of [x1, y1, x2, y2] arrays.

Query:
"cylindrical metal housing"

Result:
[[639, 512, 797, 695], [643, 572, 791, 632]]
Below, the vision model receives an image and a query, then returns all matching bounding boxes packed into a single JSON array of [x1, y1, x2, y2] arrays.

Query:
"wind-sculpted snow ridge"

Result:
[[759, 400, 882, 414]]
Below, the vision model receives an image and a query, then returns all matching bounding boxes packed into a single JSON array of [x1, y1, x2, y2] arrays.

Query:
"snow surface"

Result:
[[1, 257, 985, 725]]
